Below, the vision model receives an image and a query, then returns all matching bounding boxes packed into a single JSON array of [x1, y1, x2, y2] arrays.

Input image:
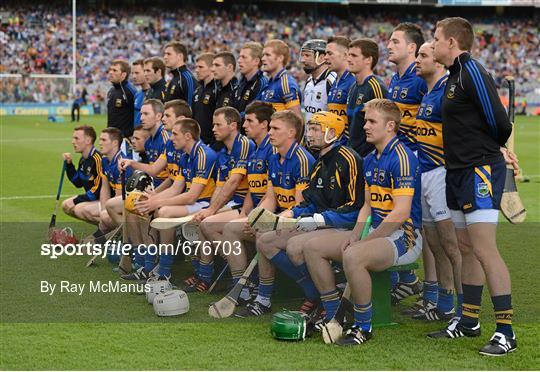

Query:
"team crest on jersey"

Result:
[[255, 160, 264, 171], [391, 87, 398, 99], [447, 84, 457, 99], [425, 105, 433, 116], [378, 170, 386, 183], [316, 177, 323, 188], [228, 158, 236, 168], [316, 92, 322, 101], [223, 97, 230, 106], [265, 91, 274, 100], [243, 90, 251, 101], [336, 90, 342, 100], [194, 93, 199, 102], [355, 94, 364, 106], [203, 94, 210, 104], [477, 182, 489, 198], [400, 88, 408, 99], [285, 174, 291, 186], [86, 166, 92, 174], [115, 98, 122, 108]]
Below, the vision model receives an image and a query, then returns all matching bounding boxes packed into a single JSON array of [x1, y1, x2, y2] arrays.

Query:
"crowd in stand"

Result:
[[1, 4, 538, 102]]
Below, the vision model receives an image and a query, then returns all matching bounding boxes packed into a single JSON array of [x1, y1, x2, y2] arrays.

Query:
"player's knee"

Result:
[[223, 220, 240, 237]]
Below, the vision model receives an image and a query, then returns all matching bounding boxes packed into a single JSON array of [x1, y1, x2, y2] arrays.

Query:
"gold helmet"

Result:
[[124, 191, 147, 216], [307, 111, 345, 142]]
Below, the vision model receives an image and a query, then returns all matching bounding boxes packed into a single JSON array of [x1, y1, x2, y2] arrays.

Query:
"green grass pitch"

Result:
[[0, 115, 539, 370]]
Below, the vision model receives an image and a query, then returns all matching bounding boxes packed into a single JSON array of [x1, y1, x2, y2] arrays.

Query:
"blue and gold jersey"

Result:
[[260, 69, 301, 112], [159, 140, 184, 181], [364, 136, 421, 229], [268, 142, 315, 211], [247, 134, 274, 206], [144, 124, 169, 186], [416, 75, 447, 173], [388, 62, 427, 152], [178, 141, 217, 202], [102, 150, 131, 196], [327, 70, 355, 138], [216, 133, 255, 205]]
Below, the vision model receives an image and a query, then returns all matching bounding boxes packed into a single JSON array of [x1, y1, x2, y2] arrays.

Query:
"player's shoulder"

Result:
[[294, 144, 315, 165], [390, 141, 417, 176], [367, 75, 387, 98]]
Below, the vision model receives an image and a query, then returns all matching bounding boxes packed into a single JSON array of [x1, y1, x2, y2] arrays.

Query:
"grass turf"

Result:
[[0, 115, 539, 370]]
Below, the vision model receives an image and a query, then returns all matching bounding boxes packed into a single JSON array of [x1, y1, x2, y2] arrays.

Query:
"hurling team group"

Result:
[[60, 16, 519, 355]]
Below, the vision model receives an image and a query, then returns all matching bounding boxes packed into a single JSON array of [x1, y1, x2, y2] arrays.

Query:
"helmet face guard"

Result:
[[126, 170, 153, 194], [305, 111, 345, 151], [301, 39, 327, 73]]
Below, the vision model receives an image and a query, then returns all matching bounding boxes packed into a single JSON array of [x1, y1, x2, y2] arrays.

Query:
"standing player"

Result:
[[325, 36, 355, 140], [429, 17, 516, 356], [336, 99, 422, 346], [220, 101, 275, 303], [61, 125, 103, 225], [260, 39, 302, 118], [300, 39, 336, 122], [235, 42, 268, 118], [144, 57, 167, 101], [132, 59, 150, 128], [192, 53, 217, 147], [346, 38, 388, 157], [107, 59, 137, 138], [213, 52, 238, 109], [387, 23, 427, 298], [189, 107, 254, 292], [163, 41, 196, 105], [408, 42, 462, 322], [235, 111, 315, 317]]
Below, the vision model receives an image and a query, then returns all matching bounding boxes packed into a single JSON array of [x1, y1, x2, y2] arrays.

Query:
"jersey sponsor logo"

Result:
[[276, 193, 295, 204], [447, 84, 457, 99], [402, 110, 413, 119], [305, 106, 322, 114], [328, 108, 347, 117], [400, 88, 408, 99], [416, 127, 437, 136], [248, 179, 268, 188], [371, 192, 392, 202]]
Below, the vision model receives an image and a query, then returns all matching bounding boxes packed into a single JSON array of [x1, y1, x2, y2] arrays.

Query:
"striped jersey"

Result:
[[159, 140, 184, 181], [178, 140, 217, 202], [327, 70, 356, 139], [144, 124, 170, 187], [260, 68, 301, 112], [247, 134, 274, 206]]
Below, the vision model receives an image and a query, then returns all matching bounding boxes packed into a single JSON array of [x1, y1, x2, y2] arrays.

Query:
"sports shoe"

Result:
[[336, 326, 372, 346], [121, 267, 149, 281], [401, 296, 424, 315], [183, 275, 197, 287], [479, 332, 517, 356], [428, 318, 481, 338], [183, 278, 209, 293], [234, 300, 271, 318], [391, 280, 423, 305], [299, 298, 321, 319], [411, 301, 455, 321]]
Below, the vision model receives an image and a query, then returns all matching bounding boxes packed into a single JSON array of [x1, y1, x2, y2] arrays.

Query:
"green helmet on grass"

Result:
[[270, 311, 308, 341]]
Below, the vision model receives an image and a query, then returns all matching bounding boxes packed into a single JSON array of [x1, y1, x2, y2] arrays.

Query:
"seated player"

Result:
[[61, 125, 103, 225], [142, 118, 218, 281], [188, 107, 255, 292], [220, 101, 275, 303], [335, 99, 422, 346], [234, 110, 315, 317], [92, 128, 130, 243]]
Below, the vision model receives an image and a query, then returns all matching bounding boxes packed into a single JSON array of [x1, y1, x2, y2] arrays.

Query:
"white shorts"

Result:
[[385, 228, 423, 266], [186, 201, 210, 215], [421, 166, 451, 224], [225, 200, 242, 210], [450, 209, 499, 229]]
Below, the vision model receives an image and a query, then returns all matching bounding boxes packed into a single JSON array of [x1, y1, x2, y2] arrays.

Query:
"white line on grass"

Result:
[[0, 195, 55, 200]]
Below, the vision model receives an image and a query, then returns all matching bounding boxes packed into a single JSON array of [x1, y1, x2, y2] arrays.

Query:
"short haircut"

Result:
[[164, 41, 188, 61], [164, 99, 192, 119], [241, 41, 263, 62], [142, 98, 165, 115], [245, 101, 275, 125], [436, 17, 474, 52], [264, 39, 290, 66], [174, 118, 201, 141], [74, 125, 97, 143], [214, 51, 236, 72], [271, 110, 303, 139], [111, 59, 130, 79], [102, 127, 122, 146], [364, 99, 401, 133], [214, 107, 241, 129], [393, 23, 425, 56], [328, 36, 351, 50], [132, 59, 144, 67], [196, 52, 215, 67], [349, 38, 379, 70], [144, 57, 166, 78], [133, 126, 148, 135]]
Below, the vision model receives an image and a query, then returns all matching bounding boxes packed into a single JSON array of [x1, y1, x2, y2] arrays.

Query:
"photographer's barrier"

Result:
[[0, 103, 95, 116]]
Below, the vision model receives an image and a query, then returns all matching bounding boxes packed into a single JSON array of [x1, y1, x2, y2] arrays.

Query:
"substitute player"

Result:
[[335, 99, 422, 346], [235, 110, 315, 317], [325, 36, 355, 140], [144, 57, 167, 101], [300, 39, 336, 122], [260, 39, 302, 118], [407, 41, 462, 322], [163, 41, 196, 105], [107, 59, 137, 138], [346, 38, 388, 157], [188, 107, 255, 292], [131, 59, 150, 127], [62, 125, 103, 225], [220, 101, 275, 303], [213, 52, 238, 110], [387, 23, 427, 299], [192, 53, 218, 147], [235, 42, 268, 119], [428, 17, 517, 356]]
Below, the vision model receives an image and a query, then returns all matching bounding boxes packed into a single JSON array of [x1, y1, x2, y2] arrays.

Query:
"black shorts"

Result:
[[445, 161, 505, 213]]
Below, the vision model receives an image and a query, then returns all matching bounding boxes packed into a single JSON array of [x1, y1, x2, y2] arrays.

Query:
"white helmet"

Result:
[[153, 290, 189, 316], [145, 280, 173, 304]]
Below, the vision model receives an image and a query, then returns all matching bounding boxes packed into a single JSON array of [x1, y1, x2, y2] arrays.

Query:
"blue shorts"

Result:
[[445, 161, 505, 214]]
